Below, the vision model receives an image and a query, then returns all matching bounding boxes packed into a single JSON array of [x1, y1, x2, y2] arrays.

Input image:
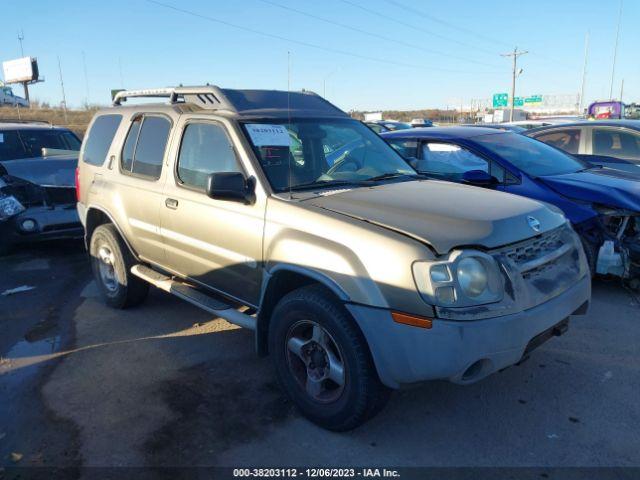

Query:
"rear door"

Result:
[[114, 114, 172, 264], [160, 117, 266, 305]]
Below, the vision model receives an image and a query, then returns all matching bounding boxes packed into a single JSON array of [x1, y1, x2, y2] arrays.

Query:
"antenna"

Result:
[[57, 56, 69, 124], [287, 50, 292, 199]]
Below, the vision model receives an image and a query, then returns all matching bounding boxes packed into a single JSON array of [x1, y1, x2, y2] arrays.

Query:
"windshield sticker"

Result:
[[246, 124, 290, 147]]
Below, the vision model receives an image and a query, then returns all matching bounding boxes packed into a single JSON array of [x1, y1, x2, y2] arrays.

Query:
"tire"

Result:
[[269, 284, 390, 431], [89, 223, 149, 309]]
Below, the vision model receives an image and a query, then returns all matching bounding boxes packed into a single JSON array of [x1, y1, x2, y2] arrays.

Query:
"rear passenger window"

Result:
[[177, 123, 241, 189], [593, 129, 640, 161], [535, 129, 581, 154], [121, 117, 141, 172], [82, 114, 122, 166], [0, 130, 28, 161], [120, 116, 171, 180]]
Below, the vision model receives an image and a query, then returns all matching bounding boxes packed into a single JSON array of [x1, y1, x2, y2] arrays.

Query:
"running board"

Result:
[[131, 264, 256, 331]]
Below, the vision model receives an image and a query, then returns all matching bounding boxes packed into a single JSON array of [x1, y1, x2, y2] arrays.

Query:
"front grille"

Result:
[[44, 186, 76, 206], [496, 224, 584, 310], [505, 229, 564, 267]]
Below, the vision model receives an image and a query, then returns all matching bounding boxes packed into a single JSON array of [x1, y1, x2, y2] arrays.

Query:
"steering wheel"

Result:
[[326, 151, 364, 176]]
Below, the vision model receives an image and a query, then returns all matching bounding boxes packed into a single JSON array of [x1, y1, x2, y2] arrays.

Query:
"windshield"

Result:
[[242, 118, 416, 192], [474, 132, 588, 176]]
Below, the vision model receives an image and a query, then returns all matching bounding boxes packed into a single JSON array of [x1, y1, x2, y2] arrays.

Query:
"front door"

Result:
[[160, 119, 265, 305]]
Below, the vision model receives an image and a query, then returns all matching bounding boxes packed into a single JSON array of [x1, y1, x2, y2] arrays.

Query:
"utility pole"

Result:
[[501, 47, 528, 122], [17, 30, 30, 104], [620, 79, 624, 103], [609, 0, 622, 99], [579, 31, 589, 114], [82, 51, 90, 108], [57, 56, 68, 124], [17, 30, 25, 57]]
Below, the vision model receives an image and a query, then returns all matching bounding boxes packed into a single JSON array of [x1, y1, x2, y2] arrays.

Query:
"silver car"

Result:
[[76, 86, 591, 430]]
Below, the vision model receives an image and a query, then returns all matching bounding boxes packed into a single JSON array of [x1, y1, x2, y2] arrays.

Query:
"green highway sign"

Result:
[[525, 95, 543, 104], [493, 93, 508, 108], [514, 97, 524, 107]]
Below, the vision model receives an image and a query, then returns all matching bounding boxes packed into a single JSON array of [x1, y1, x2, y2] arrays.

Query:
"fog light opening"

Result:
[[21, 219, 38, 232]]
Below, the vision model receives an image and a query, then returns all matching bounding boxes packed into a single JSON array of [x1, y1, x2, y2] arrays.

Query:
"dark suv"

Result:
[[0, 121, 81, 161]]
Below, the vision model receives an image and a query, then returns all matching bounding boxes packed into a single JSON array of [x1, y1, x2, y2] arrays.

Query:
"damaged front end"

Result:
[[0, 167, 82, 253], [576, 205, 640, 281]]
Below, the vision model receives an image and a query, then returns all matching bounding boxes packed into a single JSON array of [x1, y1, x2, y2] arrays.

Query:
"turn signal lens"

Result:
[[392, 311, 433, 329]]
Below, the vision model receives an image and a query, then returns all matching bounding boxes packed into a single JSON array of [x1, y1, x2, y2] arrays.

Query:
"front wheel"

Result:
[[269, 285, 390, 431]]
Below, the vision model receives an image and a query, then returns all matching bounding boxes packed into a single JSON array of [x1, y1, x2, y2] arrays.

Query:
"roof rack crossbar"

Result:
[[112, 86, 236, 112]]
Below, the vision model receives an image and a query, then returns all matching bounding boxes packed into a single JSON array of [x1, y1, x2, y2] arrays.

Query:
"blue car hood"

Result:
[[537, 167, 640, 212]]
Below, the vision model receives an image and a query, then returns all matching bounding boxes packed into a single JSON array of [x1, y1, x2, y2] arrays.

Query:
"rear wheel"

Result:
[[269, 285, 390, 431], [90, 224, 149, 308]]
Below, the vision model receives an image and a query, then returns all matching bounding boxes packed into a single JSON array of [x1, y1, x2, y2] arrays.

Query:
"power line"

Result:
[[381, 0, 580, 72], [257, 0, 502, 69], [145, 0, 501, 74], [339, 0, 503, 58], [382, 0, 511, 49]]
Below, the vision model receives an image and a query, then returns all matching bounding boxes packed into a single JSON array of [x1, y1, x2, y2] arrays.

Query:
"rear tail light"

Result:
[[75, 167, 80, 201]]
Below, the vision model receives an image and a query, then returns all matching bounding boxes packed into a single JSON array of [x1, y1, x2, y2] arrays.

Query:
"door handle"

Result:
[[165, 198, 179, 209]]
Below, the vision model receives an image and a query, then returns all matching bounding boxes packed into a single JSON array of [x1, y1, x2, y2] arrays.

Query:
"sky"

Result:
[[1, 0, 638, 111]]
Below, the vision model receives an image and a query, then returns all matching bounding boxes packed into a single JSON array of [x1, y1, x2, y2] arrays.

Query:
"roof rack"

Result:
[[112, 86, 236, 112]]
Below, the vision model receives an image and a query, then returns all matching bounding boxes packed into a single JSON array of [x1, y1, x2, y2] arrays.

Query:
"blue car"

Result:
[[381, 127, 640, 281]]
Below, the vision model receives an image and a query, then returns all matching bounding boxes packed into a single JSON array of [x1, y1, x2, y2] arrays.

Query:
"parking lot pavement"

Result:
[[1, 246, 639, 470]]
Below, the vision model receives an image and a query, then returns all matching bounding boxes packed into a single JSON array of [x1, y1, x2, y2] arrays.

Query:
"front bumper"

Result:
[[346, 273, 591, 389], [0, 205, 83, 246]]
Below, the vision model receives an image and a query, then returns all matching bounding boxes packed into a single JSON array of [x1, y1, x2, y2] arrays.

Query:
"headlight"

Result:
[[457, 257, 488, 297], [0, 195, 26, 220], [413, 250, 503, 308]]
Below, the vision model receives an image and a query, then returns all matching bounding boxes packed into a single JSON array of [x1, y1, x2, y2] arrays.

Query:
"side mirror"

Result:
[[206, 172, 255, 204], [462, 169, 497, 187]]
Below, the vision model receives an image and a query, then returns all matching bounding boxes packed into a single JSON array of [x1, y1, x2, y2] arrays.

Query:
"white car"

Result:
[[0, 85, 29, 107]]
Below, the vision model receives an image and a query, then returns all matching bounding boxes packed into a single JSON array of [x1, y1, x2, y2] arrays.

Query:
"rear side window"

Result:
[[177, 123, 241, 189], [0, 130, 28, 161], [593, 129, 640, 161], [120, 116, 171, 180], [83, 114, 122, 166], [534, 129, 581, 154]]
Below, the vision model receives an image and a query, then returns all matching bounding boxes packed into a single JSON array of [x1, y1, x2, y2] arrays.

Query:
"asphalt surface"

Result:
[[0, 243, 639, 476]]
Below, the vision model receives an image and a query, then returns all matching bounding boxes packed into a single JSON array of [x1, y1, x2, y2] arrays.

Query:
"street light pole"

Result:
[[501, 47, 528, 122], [609, 0, 623, 100]]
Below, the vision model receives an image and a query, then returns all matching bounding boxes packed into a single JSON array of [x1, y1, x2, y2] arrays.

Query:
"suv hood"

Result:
[[306, 180, 565, 253], [537, 167, 640, 212]]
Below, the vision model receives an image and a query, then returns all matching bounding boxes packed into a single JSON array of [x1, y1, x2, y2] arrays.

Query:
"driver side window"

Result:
[[418, 142, 488, 179], [177, 122, 241, 190]]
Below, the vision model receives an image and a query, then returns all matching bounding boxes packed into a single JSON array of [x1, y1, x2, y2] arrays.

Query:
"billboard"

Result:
[[2, 57, 39, 83]]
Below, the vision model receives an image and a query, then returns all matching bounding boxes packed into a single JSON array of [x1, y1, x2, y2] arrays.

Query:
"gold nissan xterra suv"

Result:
[[77, 86, 590, 430]]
